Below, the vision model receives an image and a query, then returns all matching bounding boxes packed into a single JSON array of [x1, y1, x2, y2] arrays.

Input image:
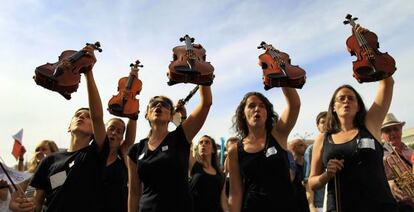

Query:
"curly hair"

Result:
[[232, 92, 278, 138]]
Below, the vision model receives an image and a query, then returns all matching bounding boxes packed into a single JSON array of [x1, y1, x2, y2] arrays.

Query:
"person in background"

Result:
[[303, 111, 327, 212], [289, 139, 310, 212], [102, 117, 136, 212], [381, 113, 414, 211], [189, 135, 228, 212], [223, 137, 240, 198]]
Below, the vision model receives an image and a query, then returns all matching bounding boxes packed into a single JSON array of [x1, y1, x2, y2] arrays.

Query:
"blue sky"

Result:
[[1, 0, 413, 166]]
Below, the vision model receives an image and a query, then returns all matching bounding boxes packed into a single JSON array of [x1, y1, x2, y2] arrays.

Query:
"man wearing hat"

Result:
[[382, 113, 414, 211]]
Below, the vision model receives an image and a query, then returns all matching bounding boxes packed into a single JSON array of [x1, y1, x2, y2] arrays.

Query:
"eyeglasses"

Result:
[[149, 99, 172, 109], [335, 95, 356, 103]]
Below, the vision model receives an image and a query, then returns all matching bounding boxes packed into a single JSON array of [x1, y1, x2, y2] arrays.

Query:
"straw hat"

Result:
[[381, 113, 405, 129]]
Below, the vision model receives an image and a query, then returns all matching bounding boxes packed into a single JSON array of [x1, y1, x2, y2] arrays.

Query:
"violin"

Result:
[[108, 60, 143, 119], [258, 41, 306, 90], [344, 14, 396, 83], [33, 42, 102, 100], [168, 34, 214, 86]]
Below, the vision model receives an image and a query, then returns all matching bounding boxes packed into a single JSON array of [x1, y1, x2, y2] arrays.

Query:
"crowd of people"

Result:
[[1, 25, 413, 212]]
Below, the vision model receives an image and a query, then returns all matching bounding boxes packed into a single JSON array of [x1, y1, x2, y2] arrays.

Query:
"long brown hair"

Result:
[[194, 135, 221, 173], [232, 92, 278, 138], [325, 85, 367, 134]]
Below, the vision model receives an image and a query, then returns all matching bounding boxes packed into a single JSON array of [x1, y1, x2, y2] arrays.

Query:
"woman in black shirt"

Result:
[[189, 135, 228, 212], [127, 85, 212, 212], [308, 28, 397, 211], [227, 87, 301, 212]]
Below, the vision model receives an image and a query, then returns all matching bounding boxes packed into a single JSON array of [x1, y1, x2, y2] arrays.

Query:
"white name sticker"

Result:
[[50, 170, 67, 190], [161, 145, 169, 152], [265, 146, 278, 157], [138, 152, 145, 160], [358, 138, 376, 150]]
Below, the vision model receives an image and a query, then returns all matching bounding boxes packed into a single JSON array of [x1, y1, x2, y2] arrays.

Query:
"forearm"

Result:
[[199, 85, 212, 108], [309, 171, 330, 190]]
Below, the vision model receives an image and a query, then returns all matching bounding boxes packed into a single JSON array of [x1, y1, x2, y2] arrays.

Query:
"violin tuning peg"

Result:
[[343, 20, 350, 25], [130, 63, 134, 67], [95, 42, 101, 48], [353, 17, 358, 21], [190, 37, 195, 43], [345, 14, 352, 19]]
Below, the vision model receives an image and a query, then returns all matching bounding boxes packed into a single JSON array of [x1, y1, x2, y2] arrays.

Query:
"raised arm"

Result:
[[272, 87, 301, 149], [365, 77, 394, 140], [120, 119, 137, 156], [182, 85, 212, 143], [127, 157, 141, 212], [84, 68, 106, 150]]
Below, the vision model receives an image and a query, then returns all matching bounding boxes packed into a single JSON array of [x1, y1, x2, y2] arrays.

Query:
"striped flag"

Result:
[[11, 129, 24, 160]]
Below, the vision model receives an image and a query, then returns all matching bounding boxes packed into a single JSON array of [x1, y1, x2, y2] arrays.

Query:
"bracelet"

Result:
[[18, 158, 24, 161]]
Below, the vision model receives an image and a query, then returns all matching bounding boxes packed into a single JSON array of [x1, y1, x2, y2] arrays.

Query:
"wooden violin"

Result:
[[168, 34, 214, 86], [33, 42, 102, 100], [108, 60, 143, 119], [344, 14, 396, 83], [258, 41, 306, 90]]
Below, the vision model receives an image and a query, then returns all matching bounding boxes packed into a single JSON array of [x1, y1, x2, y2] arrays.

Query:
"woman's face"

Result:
[[243, 95, 268, 128], [147, 98, 173, 124], [333, 88, 359, 119], [106, 119, 125, 148], [198, 137, 214, 157]]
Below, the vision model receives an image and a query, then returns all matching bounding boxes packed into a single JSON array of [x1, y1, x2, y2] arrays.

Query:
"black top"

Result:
[[128, 125, 192, 212], [102, 155, 128, 212], [322, 127, 398, 212], [292, 163, 310, 212], [238, 133, 296, 212], [30, 139, 109, 212], [189, 162, 224, 212]]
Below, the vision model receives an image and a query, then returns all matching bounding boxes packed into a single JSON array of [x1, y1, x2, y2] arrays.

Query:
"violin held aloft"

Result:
[[167, 34, 214, 86], [258, 41, 306, 90], [33, 42, 102, 100], [344, 14, 396, 83], [108, 60, 143, 119]]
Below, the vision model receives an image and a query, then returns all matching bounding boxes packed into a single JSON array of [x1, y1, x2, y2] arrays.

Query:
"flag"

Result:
[[0, 162, 32, 185], [11, 129, 23, 160]]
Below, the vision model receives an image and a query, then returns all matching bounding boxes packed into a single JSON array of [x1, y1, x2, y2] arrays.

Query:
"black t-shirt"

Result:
[[292, 163, 310, 212], [30, 139, 109, 212], [189, 162, 224, 212], [322, 128, 398, 212], [238, 133, 297, 212], [128, 125, 192, 212], [102, 156, 128, 212]]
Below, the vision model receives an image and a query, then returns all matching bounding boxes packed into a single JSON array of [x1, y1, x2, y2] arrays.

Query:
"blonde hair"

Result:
[[27, 140, 59, 173]]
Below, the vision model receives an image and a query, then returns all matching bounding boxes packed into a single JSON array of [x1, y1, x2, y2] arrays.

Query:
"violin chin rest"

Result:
[[267, 73, 288, 80], [174, 66, 200, 75]]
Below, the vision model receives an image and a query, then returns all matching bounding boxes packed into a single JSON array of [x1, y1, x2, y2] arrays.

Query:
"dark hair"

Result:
[[232, 92, 278, 138], [106, 118, 126, 134], [325, 85, 367, 134], [195, 135, 221, 173], [316, 111, 327, 125]]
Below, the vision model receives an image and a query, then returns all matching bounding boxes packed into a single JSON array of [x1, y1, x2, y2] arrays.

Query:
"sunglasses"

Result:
[[149, 99, 172, 109]]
